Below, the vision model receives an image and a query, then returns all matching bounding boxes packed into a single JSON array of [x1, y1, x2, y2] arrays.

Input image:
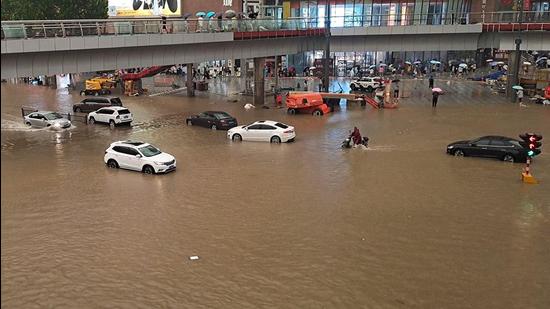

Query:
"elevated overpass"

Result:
[[1, 12, 549, 79]]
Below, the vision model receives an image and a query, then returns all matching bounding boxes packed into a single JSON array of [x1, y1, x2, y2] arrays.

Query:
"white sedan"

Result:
[[227, 120, 296, 143]]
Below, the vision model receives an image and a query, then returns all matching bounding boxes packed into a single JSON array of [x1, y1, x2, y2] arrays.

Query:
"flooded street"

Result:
[[2, 81, 549, 308]]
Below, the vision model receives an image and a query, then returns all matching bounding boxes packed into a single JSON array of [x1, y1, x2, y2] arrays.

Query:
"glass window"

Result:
[[490, 139, 505, 146], [247, 124, 263, 130], [213, 112, 231, 119], [275, 122, 289, 129], [118, 109, 130, 115], [475, 139, 491, 146], [262, 125, 276, 130], [44, 112, 64, 120], [113, 146, 133, 155], [138, 145, 161, 157]]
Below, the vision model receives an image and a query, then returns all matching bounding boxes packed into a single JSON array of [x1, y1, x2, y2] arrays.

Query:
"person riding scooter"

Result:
[[342, 127, 369, 148]]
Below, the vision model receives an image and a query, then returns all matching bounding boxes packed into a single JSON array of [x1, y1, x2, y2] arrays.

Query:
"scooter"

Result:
[[342, 137, 369, 149]]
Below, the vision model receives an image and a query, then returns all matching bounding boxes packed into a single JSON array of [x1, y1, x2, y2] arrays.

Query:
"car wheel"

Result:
[[186, 120, 192, 126], [270, 136, 281, 144], [211, 124, 217, 130], [25, 121, 32, 127], [88, 117, 95, 125], [502, 154, 515, 163], [109, 120, 115, 129], [80, 91, 85, 96], [143, 165, 155, 174], [312, 109, 323, 116], [287, 108, 296, 115], [75, 107, 82, 113], [453, 149, 465, 157], [232, 133, 242, 142], [107, 159, 119, 169]]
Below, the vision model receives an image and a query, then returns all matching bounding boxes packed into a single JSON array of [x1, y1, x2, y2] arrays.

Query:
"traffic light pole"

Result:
[[520, 132, 543, 184]]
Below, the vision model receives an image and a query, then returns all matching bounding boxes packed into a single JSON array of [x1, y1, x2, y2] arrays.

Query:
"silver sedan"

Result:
[[24, 111, 71, 129]]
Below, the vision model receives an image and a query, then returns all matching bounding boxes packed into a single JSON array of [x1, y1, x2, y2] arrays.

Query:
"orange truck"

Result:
[[286, 92, 331, 116]]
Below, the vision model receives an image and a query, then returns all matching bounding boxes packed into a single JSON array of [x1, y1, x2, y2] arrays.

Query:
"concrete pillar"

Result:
[[186, 63, 195, 97], [254, 57, 265, 105], [240, 58, 247, 93]]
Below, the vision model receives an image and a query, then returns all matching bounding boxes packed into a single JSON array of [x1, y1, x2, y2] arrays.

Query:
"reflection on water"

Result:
[[1, 83, 550, 308]]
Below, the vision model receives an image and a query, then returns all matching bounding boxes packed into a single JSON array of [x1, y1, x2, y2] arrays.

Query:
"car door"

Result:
[[27, 113, 39, 126], [203, 113, 217, 128], [113, 146, 137, 169], [81, 99, 94, 112], [94, 109, 107, 123], [469, 138, 491, 157], [245, 124, 263, 141], [488, 139, 507, 158], [124, 147, 142, 170], [194, 113, 208, 127], [261, 125, 277, 142], [35, 114, 48, 127]]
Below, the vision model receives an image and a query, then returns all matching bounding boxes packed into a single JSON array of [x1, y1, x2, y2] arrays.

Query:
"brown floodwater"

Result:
[[1, 80, 549, 308]]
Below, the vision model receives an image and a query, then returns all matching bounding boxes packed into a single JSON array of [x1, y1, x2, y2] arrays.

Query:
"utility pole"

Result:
[[323, 0, 331, 92], [509, 0, 524, 102]]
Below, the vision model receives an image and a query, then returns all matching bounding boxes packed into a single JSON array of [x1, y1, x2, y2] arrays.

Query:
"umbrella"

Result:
[[496, 61, 505, 65], [523, 61, 532, 66], [536, 56, 548, 62], [225, 9, 236, 18], [430, 60, 441, 65], [512, 85, 523, 90], [413, 61, 422, 64], [183, 13, 192, 19], [432, 87, 443, 93], [196, 11, 206, 17], [379, 63, 387, 67], [503, 65, 508, 70], [486, 59, 494, 62], [405, 61, 412, 65], [459, 63, 468, 68], [369, 65, 376, 69], [206, 11, 216, 18]]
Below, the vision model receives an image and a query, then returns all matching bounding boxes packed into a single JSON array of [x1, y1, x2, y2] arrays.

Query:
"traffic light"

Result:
[[519, 133, 543, 157]]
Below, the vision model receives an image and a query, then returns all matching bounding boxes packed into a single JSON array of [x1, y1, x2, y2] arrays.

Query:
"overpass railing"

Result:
[[2, 11, 549, 40]]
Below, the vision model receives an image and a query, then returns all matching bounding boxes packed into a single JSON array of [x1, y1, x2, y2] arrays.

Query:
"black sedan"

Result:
[[186, 111, 238, 130], [446, 136, 529, 163]]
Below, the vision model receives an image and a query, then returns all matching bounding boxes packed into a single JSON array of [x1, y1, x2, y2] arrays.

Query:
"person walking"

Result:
[[432, 91, 440, 107], [393, 83, 400, 98], [517, 89, 524, 104], [429, 75, 434, 88]]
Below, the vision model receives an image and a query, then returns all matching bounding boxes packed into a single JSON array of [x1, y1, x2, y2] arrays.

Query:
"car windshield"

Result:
[[44, 112, 64, 120], [138, 145, 161, 157], [213, 113, 231, 120], [118, 109, 130, 115]]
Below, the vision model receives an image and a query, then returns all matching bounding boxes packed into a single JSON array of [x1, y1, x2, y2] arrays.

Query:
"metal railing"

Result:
[[2, 11, 549, 40]]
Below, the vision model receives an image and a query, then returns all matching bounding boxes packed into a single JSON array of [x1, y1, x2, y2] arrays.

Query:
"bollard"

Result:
[[521, 158, 538, 184]]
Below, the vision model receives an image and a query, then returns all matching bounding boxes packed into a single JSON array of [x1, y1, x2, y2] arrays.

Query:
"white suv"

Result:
[[88, 106, 133, 127], [104, 141, 176, 174], [350, 77, 382, 92]]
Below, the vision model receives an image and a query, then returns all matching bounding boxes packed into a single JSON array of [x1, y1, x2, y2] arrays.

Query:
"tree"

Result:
[[1, 0, 108, 21]]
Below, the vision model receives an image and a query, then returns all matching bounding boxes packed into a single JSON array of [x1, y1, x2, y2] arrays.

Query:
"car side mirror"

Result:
[[135, 154, 142, 158]]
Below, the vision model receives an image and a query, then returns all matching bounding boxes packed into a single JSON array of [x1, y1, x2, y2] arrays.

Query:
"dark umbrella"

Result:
[[183, 13, 192, 19], [225, 10, 237, 18]]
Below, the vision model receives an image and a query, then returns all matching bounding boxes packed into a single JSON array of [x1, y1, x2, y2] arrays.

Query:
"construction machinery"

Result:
[[120, 66, 171, 96], [80, 77, 117, 96]]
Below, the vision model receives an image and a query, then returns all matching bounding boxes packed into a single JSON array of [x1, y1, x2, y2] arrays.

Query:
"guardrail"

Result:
[[2, 11, 549, 40]]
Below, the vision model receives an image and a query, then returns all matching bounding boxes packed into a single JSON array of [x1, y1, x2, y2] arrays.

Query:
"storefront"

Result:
[[287, 0, 472, 26]]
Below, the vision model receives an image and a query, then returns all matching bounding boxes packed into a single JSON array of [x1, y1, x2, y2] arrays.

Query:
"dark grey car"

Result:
[[73, 96, 123, 113]]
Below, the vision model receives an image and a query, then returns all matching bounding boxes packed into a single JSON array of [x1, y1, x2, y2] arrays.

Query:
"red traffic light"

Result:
[[520, 133, 543, 142], [519, 133, 543, 157]]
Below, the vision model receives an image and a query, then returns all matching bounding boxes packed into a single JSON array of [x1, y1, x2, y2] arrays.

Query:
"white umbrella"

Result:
[[405, 61, 412, 65], [512, 85, 523, 90], [503, 65, 509, 70], [432, 87, 443, 93], [430, 60, 441, 65], [536, 57, 548, 63], [496, 61, 505, 65], [379, 63, 387, 67], [369, 65, 376, 69], [486, 59, 494, 62], [523, 61, 532, 66], [413, 61, 422, 64], [459, 63, 468, 68]]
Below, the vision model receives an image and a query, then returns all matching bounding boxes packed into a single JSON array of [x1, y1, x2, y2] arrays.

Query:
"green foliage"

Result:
[[2, 0, 108, 20]]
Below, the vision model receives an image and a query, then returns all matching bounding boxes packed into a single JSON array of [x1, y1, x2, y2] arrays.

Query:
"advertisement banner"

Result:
[[108, 0, 181, 17]]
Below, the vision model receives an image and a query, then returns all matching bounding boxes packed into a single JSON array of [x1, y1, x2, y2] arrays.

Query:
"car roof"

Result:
[[111, 140, 148, 147], [99, 106, 128, 110], [205, 111, 229, 114], [34, 111, 56, 114], [479, 135, 514, 140], [253, 120, 286, 126]]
